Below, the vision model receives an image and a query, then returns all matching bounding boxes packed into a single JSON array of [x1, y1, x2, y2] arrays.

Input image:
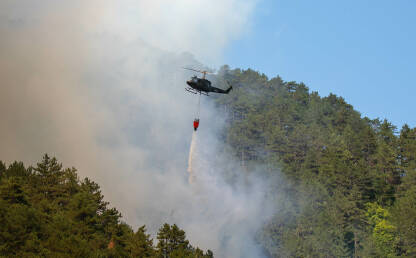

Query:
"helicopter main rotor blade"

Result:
[[183, 67, 202, 73], [182, 67, 213, 75]]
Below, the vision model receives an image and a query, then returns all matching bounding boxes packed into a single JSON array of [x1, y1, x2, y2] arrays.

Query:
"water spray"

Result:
[[187, 93, 201, 183], [187, 131, 197, 184]]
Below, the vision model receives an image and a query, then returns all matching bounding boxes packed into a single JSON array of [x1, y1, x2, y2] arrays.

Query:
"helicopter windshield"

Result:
[[192, 76, 198, 82]]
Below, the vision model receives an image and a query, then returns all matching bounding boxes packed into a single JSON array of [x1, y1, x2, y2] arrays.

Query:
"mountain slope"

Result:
[[213, 66, 416, 257]]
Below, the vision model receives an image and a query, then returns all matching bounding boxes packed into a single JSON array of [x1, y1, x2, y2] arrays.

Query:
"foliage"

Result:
[[365, 203, 400, 257], [213, 66, 416, 257], [0, 155, 212, 257]]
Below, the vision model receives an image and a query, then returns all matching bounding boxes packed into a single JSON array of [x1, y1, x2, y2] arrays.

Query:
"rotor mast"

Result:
[[183, 67, 211, 79]]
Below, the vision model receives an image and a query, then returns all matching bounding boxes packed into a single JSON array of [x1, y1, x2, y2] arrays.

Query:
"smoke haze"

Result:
[[0, 1, 276, 256]]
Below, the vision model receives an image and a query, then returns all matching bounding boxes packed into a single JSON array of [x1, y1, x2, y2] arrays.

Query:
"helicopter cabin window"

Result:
[[192, 76, 198, 82]]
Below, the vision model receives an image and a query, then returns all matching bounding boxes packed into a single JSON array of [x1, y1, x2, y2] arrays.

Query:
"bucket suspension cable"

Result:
[[193, 94, 201, 131], [197, 93, 201, 118]]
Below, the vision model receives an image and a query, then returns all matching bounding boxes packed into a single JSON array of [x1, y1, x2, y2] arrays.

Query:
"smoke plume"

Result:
[[0, 1, 277, 256]]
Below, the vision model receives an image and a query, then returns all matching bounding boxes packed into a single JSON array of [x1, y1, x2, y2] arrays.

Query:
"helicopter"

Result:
[[183, 68, 232, 96]]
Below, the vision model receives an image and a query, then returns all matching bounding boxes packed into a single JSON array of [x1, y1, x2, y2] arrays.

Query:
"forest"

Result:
[[1, 66, 416, 257], [0, 155, 213, 257], [213, 66, 416, 257]]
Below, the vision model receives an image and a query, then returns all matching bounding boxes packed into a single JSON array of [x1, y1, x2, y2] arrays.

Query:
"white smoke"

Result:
[[180, 117, 275, 257], [0, 1, 277, 257]]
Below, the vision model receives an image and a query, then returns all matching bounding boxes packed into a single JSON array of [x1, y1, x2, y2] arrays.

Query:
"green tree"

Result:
[[157, 223, 191, 257], [128, 225, 155, 257], [391, 186, 416, 256], [365, 202, 400, 257]]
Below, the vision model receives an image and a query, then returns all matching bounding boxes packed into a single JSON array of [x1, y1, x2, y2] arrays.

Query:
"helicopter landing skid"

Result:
[[185, 88, 209, 96], [185, 87, 197, 94]]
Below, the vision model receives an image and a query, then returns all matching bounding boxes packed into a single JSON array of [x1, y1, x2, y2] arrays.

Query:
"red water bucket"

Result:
[[193, 119, 200, 131]]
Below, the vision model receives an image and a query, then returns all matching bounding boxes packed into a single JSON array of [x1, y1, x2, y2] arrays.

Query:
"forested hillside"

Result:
[[213, 66, 416, 257], [2, 65, 416, 258], [0, 155, 213, 257]]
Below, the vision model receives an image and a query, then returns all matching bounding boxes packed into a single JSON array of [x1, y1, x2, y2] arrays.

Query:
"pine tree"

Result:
[[128, 225, 155, 257]]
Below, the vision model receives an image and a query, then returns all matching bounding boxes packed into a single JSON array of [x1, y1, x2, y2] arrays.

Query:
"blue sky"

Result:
[[225, 0, 416, 129]]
